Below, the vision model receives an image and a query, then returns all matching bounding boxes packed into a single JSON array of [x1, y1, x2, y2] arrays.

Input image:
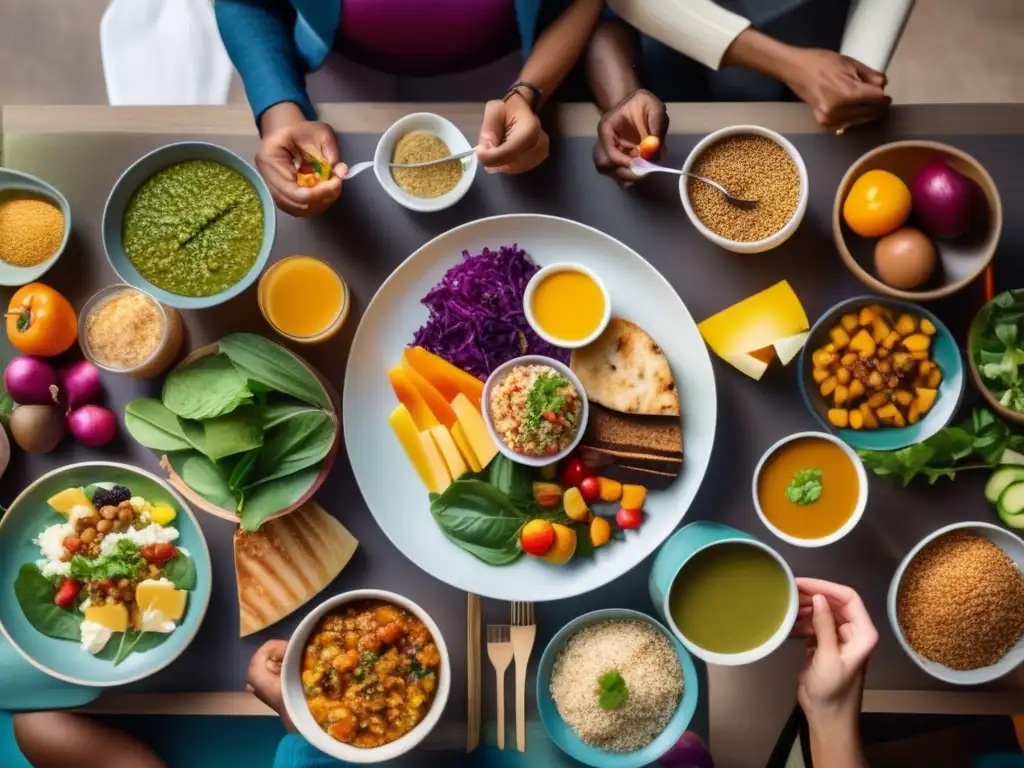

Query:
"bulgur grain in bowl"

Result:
[[482, 355, 589, 468], [887, 521, 1024, 685], [680, 125, 809, 254]]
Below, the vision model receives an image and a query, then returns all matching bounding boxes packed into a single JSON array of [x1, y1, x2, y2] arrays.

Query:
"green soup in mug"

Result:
[[668, 541, 790, 655]]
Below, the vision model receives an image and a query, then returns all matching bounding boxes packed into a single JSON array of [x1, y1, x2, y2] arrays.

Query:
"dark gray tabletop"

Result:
[[2, 124, 1023, 731]]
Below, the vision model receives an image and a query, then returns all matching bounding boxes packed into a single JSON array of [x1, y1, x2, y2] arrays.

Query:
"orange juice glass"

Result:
[[258, 256, 349, 343]]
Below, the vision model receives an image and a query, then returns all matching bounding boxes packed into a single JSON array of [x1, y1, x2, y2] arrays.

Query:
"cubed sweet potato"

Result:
[[915, 388, 937, 414], [828, 408, 849, 428], [829, 326, 851, 349], [849, 409, 864, 430], [840, 314, 859, 333], [849, 329, 877, 358], [621, 484, 647, 510], [895, 314, 917, 336], [920, 318, 937, 335], [903, 334, 931, 353], [597, 477, 623, 503]]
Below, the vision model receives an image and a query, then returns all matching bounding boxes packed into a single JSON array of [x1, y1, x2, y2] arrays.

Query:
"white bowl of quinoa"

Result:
[[482, 355, 588, 468], [374, 113, 478, 213], [679, 125, 808, 254], [887, 521, 1024, 685]]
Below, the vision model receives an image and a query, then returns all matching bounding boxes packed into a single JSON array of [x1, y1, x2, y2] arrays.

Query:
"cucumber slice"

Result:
[[985, 467, 1024, 504], [1000, 449, 1024, 467], [997, 482, 1024, 529]]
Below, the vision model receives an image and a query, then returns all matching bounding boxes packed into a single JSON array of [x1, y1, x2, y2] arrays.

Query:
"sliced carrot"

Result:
[[399, 356, 458, 428]]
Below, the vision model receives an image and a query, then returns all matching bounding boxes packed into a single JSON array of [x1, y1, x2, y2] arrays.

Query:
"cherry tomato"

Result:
[[54, 578, 82, 608], [560, 459, 592, 489], [639, 135, 661, 161], [579, 476, 601, 503], [141, 542, 177, 564], [616, 507, 643, 530], [97, 580, 115, 591]]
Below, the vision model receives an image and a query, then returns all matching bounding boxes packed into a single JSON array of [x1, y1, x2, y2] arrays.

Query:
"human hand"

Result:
[[246, 639, 295, 732], [256, 102, 345, 217], [783, 49, 890, 130], [792, 578, 878, 732], [593, 89, 668, 185], [476, 95, 550, 174]]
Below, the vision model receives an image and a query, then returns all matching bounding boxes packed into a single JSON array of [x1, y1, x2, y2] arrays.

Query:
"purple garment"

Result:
[[339, 0, 518, 75]]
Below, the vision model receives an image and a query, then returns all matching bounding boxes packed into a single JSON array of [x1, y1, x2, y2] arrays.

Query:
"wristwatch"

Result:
[[503, 81, 543, 113]]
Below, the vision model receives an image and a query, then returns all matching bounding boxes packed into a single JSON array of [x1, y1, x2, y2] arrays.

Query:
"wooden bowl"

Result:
[[159, 341, 341, 524], [832, 140, 1001, 301], [967, 290, 1024, 427]]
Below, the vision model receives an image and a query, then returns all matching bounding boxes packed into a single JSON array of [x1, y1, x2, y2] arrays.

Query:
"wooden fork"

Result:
[[510, 601, 536, 752], [486, 624, 513, 750]]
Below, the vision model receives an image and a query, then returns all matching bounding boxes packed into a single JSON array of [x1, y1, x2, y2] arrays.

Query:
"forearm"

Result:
[[585, 19, 641, 112], [721, 28, 801, 84], [808, 716, 869, 768], [519, 0, 604, 104]]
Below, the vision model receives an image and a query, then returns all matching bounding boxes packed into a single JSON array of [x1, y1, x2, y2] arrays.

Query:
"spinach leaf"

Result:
[[219, 334, 330, 410], [488, 455, 533, 504], [261, 397, 321, 430], [163, 353, 253, 420], [124, 398, 193, 451], [98, 630, 171, 666], [162, 553, 197, 590], [178, 404, 263, 462], [246, 410, 335, 488], [239, 465, 321, 531], [164, 451, 239, 510], [429, 480, 526, 565], [14, 564, 81, 641], [227, 448, 261, 491]]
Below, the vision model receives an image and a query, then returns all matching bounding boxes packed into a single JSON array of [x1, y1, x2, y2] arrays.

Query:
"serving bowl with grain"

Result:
[[679, 125, 808, 254]]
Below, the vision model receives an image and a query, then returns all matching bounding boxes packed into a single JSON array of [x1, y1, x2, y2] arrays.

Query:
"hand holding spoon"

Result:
[[629, 157, 757, 209]]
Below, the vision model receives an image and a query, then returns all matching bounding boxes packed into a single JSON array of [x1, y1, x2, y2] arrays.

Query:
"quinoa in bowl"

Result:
[[489, 363, 583, 457]]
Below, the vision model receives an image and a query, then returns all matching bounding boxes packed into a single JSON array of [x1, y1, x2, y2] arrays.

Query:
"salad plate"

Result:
[[344, 214, 716, 601]]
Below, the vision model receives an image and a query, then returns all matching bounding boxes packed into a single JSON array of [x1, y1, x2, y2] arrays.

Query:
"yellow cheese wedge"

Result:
[[418, 431, 452, 493], [451, 421, 483, 473], [451, 394, 498, 469], [47, 487, 94, 518], [84, 602, 129, 633], [698, 281, 809, 380], [429, 426, 468, 481], [389, 405, 447, 492], [136, 580, 187, 622]]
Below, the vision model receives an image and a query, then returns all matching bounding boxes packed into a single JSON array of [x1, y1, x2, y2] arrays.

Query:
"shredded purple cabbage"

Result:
[[410, 244, 570, 379]]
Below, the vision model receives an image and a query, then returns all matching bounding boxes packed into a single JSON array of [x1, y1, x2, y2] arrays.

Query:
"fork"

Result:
[[510, 601, 536, 752], [486, 625, 513, 750]]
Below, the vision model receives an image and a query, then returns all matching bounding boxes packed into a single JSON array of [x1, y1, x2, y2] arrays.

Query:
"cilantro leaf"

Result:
[[524, 373, 571, 431], [786, 468, 823, 505], [597, 670, 628, 710]]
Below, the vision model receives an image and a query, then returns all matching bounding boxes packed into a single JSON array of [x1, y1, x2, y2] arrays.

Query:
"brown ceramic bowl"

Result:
[[833, 141, 1001, 301], [967, 290, 1024, 428], [159, 341, 341, 523]]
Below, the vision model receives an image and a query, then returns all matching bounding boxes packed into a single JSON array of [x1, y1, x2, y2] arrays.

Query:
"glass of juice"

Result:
[[258, 256, 349, 343]]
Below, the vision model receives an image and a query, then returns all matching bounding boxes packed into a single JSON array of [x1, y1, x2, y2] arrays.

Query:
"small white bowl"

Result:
[[481, 355, 589, 468], [282, 590, 450, 764], [679, 125, 809, 254], [374, 113, 477, 212], [522, 262, 612, 350], [752, 431, 868, 548], [887, 521, 1024, 686]]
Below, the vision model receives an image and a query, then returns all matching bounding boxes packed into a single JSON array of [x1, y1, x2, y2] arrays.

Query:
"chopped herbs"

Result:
[[70, 540, 145, 582], [786, 468, 823, 505], [525, 373, 571, 431], [597, 669, 628, 710]]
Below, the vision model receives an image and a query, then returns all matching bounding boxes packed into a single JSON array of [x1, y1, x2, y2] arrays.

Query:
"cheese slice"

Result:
[[451, 421, 483, 472], [698, 281, 809, 380], [389, 405, 447, 492], [136, 579, 187, 622], [84, 602, 129, 633], [451, 394, 498, 468], [429, 425, 468, 481], [418, 431, 452, 493]]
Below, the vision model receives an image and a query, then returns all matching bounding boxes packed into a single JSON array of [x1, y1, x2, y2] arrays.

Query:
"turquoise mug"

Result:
[[649, 521, 798, 666]]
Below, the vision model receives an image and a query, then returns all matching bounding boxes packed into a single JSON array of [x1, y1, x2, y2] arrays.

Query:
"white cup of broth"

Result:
[[648, 522, 798, 665]]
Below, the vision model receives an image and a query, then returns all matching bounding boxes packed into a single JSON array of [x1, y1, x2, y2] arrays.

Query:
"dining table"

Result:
[[3, 102, 1024, 767]]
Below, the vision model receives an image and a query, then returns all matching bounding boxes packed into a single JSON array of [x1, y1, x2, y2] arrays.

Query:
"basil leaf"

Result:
[[238, 465, 321, 531], [14, 564, 81, 641], [219, 334, 330, 410], [124, 398, 193, 451], [261, 397, 320, 430], [245, 410, 335, 488], [429, 480, 526, 566], [178, 404, 263, 462], [163, 451, 239, 510], [227, 448, 261, 491], [163, 353, 253, 420], [162, 553, 197, 590], [488, 455, 533, 504]]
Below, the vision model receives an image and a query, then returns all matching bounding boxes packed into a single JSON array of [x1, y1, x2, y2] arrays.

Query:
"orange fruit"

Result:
[[842, 170, 912, 238]]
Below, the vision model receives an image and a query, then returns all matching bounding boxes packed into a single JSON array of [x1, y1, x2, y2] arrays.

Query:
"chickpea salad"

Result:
[[14, 482, 196, 665]]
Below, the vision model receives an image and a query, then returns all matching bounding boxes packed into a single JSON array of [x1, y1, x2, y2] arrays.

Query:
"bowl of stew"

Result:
[[281, 590, 450, 764]]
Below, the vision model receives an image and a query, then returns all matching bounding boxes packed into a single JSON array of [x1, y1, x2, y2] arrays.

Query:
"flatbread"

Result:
[[234, 500, 358, 637], [570, 318, 680, 416]]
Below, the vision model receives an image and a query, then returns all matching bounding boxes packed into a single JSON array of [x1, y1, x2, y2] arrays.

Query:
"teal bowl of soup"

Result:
[[649, 522, 798, 666], [102, 142, 276, 309]]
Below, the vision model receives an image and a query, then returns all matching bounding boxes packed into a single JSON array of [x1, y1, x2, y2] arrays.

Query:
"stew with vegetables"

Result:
[[301, 600, 441, 748]]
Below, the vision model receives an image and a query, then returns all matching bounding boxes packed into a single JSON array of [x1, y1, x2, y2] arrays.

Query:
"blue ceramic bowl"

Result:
[[537, 608, 699, 768], [0, 462, 212, 687], [0, 168, 72, 286], [102, 141, 276, 309], [798, 296, 965, 451]]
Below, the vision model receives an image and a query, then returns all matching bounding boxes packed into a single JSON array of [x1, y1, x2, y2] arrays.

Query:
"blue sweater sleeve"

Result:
[[214, 0, 317, 124]]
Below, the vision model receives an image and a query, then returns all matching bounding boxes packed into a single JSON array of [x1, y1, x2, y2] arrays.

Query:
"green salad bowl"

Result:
[[968, 289, 1024, 428], [101, 141, 276, 310], [0, 462, 212, 687]]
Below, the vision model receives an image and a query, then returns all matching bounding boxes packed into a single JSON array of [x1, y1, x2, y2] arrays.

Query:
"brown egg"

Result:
[[874, 227, 937, 290]]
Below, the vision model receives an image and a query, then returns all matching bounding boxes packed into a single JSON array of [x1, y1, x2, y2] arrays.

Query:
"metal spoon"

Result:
[[340, 148, 477, 180], [629, 157, 757, 209]]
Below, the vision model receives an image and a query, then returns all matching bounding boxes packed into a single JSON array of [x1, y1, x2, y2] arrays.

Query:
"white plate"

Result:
[[343, 214, 717, 601]]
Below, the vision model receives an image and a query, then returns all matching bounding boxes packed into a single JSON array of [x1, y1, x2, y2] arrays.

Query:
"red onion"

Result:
[[909, 158, 977, 239], [58, 360, 103, 411], [4, 356, 58, 405], [67, 405, 118, 447]]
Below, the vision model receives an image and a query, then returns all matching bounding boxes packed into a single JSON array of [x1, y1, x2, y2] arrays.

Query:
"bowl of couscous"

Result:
[[0, 168, 72, 286], [679, 125, 808, 254]]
